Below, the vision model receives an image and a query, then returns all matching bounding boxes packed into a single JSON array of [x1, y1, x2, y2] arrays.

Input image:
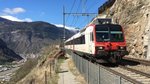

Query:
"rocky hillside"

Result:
[[0, 38, 22, 64], [0, 17, 77, 55], [108, 0, 150, 59]]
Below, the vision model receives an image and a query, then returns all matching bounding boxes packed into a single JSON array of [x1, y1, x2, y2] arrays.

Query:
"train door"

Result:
[[85, 30, 91, 54], [88, 32, 92, 54], [90, 32, 95, 54], [85, 26, 94, 54], [87, 29, 94, 54], [87, 32, 93, 54]]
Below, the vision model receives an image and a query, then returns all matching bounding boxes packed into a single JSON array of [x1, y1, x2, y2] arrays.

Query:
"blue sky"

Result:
[[0, 0, 107, 29]]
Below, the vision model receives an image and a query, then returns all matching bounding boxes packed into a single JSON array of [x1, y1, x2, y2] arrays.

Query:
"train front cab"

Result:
[[93, 24, 128, 62]]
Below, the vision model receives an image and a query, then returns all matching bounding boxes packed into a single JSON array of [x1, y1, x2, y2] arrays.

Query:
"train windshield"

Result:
[[110, 26, 124, 42], [95, 25, 124, 42], [96, 26, 109, 42]]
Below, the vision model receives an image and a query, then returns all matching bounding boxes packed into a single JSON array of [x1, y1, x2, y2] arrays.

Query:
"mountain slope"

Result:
[[0, 38, 22, 64], [0, 17, 77, 55]]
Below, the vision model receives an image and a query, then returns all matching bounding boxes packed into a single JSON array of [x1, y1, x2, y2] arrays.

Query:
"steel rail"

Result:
[[99, 64, 143, 84], [119, 65, 150, 78], [123, 57, 150, 66]]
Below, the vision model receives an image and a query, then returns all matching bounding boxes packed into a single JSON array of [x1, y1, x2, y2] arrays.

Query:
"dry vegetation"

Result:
[[6, 45, 64, 84], [8, 58, 38, 84], [5, 45, 84, 84]]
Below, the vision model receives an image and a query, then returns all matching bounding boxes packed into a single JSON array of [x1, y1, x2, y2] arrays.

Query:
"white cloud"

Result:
[[1, 7, 32, 22], [55, 24, 74, 29], [0, 15, 32, 22], [55, 24, 79, 31], [3, 7, 26, 15]]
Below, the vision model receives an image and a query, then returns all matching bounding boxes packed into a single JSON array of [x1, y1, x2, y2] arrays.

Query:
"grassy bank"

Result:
[[6, 46, 65, 84]]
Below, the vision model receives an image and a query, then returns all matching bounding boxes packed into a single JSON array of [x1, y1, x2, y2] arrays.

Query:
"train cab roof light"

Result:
[[93, 18, 112, 25]]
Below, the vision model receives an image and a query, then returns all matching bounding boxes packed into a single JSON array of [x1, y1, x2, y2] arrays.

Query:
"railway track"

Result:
[[121, 57, 150, 76], [95, 57, 150, 84], [123, 57, 150, 66], [73, 52, 150, 84], [110, 65, 150, 84]]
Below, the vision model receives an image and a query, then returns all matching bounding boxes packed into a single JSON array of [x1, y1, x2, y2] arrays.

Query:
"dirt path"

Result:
[[58, 59, 80, 84]]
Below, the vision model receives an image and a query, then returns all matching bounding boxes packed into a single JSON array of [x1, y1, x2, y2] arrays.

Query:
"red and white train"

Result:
[[65, 19, 128, 63]]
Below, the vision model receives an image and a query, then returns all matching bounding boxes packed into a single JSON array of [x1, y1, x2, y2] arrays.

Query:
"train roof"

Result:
[[65, 18, 121, 43], [65, 31, 85, 43]]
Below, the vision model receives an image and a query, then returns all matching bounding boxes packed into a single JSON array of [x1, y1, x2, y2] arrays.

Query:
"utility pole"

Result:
[[63, 6, 65, 50], [82, 0, 86, 13]]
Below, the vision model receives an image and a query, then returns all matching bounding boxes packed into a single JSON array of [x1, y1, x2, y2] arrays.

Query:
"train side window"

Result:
[[74, 38, 76, 44], [90, 33, 94, 41], [72, 39, 74, 44], [80, 37, 82, 44], [78, 38, 80, 44], [71, 35, 85, 44], [74, 38, 79, 44], [81, 35, 85, 44], [82, 35, 85, 44]]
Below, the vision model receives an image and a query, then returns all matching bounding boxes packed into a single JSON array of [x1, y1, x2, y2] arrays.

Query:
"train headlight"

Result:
[[119, 46, 126, 50], [97, 46, 104, 50]]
